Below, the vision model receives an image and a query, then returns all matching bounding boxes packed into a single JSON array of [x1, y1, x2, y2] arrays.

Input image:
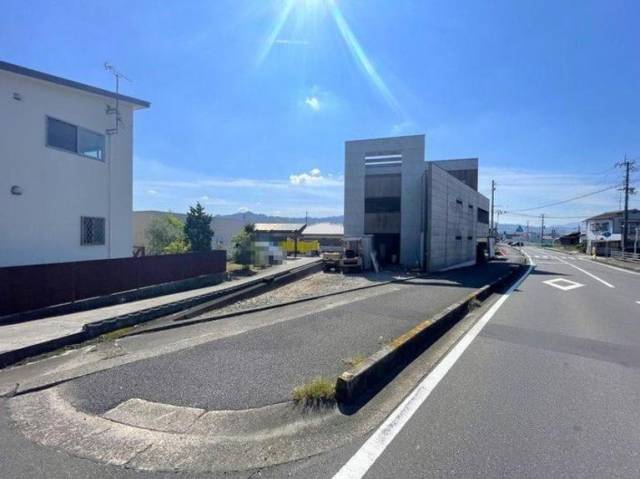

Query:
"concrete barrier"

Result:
[[335, 264, 525, 404]]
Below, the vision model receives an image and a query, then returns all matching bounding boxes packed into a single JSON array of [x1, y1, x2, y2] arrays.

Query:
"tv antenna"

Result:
[[104, 62, 131, 135]]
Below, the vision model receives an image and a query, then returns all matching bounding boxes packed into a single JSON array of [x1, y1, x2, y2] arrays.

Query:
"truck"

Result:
[[321, 237, 364, 273]]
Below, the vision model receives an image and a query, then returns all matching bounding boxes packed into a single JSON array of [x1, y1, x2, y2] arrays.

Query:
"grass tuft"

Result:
[[469, 298, 482, 310], [98, 326, 134, 342], [292, 377, 336, 406], [342, 354, 366, 369]]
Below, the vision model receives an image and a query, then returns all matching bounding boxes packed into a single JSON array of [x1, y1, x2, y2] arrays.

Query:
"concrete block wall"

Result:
[[427, 164, 485, 271]]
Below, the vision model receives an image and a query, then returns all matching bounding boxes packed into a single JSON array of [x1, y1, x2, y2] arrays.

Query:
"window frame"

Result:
[[46, 116, 106, 162], [80, 216, 106, 246]]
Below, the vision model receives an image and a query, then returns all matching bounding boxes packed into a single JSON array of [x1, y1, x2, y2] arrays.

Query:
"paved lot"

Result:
[[65, 258, 520, 414]]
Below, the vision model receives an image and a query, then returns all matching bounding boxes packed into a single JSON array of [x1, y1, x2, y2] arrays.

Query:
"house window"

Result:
[[47, 117, 105, 161], [47, 117, 77, 152], [78, 128, 105, 160], [590, 221, 610, 233], [81, 217, 106, 245]]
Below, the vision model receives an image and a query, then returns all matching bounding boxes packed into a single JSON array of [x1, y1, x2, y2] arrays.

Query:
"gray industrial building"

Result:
[[344, 134, 490, 271]]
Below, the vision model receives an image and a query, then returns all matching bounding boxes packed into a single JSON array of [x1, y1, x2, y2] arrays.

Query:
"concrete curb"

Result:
[[335, 263, 525, 404], [0, 261, 321, 369]]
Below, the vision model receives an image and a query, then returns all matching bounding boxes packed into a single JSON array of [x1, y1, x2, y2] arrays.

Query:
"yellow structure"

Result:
[[279, 239, 320, 255]]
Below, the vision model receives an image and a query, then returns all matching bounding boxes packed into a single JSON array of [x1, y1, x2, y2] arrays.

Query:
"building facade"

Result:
[[344, 135, 490, 271], [0, 61, 149, 267], [585, 209, 640, 254]]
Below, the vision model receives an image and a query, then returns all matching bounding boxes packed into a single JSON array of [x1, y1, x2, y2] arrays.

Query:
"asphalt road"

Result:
[[335, 246, 640, 478], [9, 246, 638, 477], [65, 259, 517, 413]]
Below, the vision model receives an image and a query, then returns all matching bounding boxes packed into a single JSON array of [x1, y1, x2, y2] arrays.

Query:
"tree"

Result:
[[146, 214, 189, 255], [184, 202, 214, 252], [232, 223, 255, 265]]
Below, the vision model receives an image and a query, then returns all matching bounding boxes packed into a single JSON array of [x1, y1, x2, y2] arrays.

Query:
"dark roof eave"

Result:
[[0, 61, 150, 108]]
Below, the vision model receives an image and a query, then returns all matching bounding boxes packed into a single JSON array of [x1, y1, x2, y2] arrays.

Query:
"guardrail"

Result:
[[608, 250, 640, 262]]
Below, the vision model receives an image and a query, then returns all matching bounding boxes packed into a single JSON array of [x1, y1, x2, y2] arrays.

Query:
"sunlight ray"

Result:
[[257, 0, 297, 65], [328, 0, 402, 115]]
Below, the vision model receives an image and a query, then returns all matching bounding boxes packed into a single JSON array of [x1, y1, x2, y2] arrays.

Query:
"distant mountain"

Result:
[[218, 211, 344, 225], [497, 222, 581, 235]]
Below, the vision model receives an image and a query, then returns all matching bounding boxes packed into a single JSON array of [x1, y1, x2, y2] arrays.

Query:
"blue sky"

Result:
[[2, 0, 639, 226]]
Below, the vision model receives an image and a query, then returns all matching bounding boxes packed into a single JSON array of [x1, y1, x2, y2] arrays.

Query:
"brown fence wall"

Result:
[[0, 251, 226, 316]]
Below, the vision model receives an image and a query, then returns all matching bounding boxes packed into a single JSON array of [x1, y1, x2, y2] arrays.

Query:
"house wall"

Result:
[[0, 69, 135, 267]]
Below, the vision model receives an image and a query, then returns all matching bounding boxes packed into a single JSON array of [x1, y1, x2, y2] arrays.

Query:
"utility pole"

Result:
[[617, 156, 637, 251], [526, 220, 530, 243], [490, 180, 496, 238], [540, 214, 545, 246]]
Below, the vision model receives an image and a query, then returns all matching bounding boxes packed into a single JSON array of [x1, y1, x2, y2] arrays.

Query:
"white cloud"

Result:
[[305, 96, 321, 111], [289, 168, 343, 187], [146, 189, 158, 195], [133, 158, 344, 217]]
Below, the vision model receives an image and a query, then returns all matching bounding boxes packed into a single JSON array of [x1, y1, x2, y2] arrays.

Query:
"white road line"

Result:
[[549, 254, 615, 288], [332, 254, 535, 479]]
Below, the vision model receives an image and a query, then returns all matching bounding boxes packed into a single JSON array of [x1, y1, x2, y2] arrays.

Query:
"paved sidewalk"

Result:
[[0, 257, 319, 363]]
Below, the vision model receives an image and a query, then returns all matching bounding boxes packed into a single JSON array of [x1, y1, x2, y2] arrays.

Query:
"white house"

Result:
[[0, 61, 149, 267], [585, 209, 640, 255]]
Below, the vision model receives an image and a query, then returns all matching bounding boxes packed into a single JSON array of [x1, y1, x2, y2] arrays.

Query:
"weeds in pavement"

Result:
[[468, 298, 482, 310], [98, 326, 134, 342], [342, 354, 366, 369], [292, 377, 336, 406]]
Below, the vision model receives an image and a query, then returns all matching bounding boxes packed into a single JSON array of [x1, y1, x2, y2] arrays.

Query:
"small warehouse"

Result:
[[300, 223, 344, 252], [253, 223, 313, 256]]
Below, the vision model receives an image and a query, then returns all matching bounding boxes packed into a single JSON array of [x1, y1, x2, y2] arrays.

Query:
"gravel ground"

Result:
[[209, 270, 413, 316]]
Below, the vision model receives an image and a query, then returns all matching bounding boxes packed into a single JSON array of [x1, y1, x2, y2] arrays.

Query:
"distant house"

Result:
[[585, 209, 640, 254], [559, 231, 581, 246], [1, 61, 149, 267], [253, 223, 307, 243]]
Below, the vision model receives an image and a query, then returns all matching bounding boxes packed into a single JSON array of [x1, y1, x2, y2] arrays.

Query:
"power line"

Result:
[[502, 212, 588, 219], [506, 184, 619, 213]]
